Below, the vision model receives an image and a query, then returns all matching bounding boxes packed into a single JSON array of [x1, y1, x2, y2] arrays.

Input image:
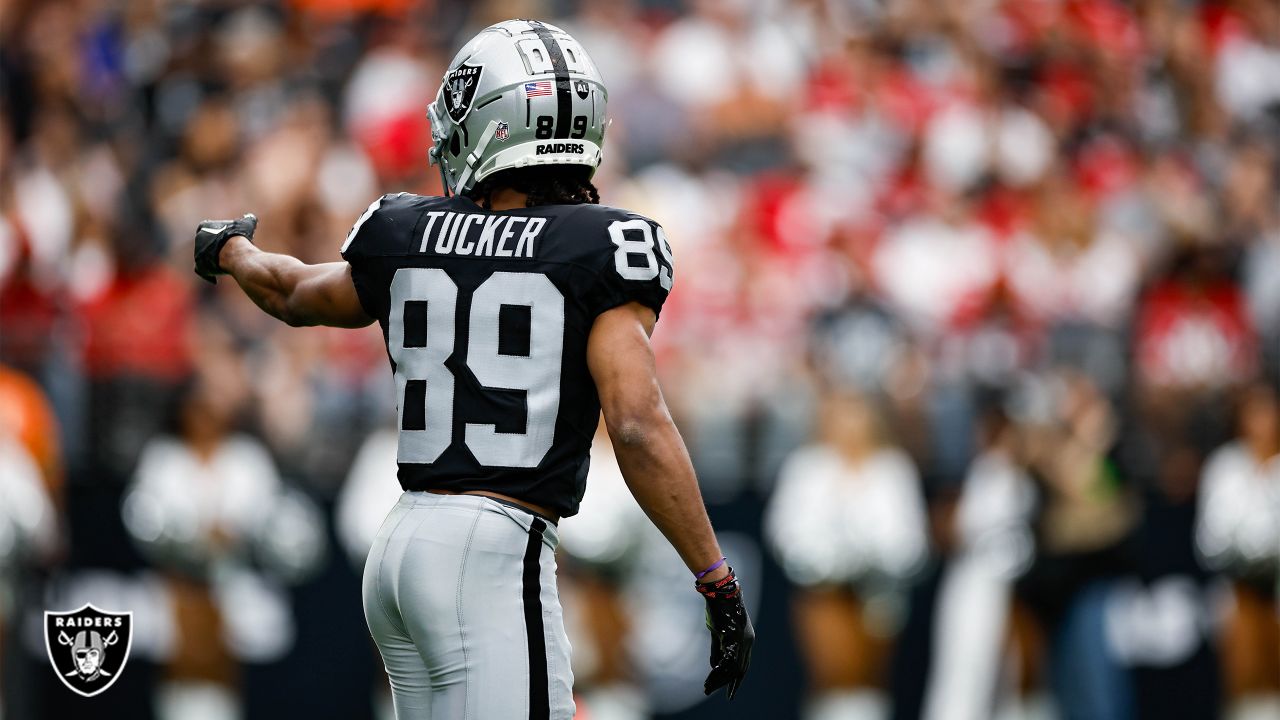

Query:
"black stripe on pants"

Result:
[[522, 516, 550, 720]]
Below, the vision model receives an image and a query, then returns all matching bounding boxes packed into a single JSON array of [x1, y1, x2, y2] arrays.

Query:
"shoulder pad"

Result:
[[341, 193, 445, 258], [563, 205, 675, 319]]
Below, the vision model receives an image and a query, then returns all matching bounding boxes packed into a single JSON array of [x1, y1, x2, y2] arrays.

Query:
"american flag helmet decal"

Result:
[[523, 81, 553, 98]]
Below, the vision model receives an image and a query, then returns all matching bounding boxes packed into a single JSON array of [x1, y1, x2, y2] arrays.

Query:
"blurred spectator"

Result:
[[872, 188, 997, 337], [1225, 135, 1280, 374], [123, 370, 323, 720], [0, 364, 63, 492], [0, 368, 61, 682], [924, 404, 1037, 720], [1005, 170, 1142, 331], [1197, 381, 1280, 720], [648, 0, 807, 170], [807, 291, 907, 396], [1134, 245, 1257, 393], [0, 432, 57, 574], [766, 391, 928, 720], [1016, 371, 1139, 720], [1213, 0, 1280, 123], [0, 365, 61, 716]]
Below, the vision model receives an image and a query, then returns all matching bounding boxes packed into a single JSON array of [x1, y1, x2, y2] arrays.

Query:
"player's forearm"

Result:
[[609, 409, 728, 582], [219, 236, 313, 326]]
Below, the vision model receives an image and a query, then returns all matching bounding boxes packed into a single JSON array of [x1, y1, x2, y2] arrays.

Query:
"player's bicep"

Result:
[[288, 262, 374, 328], [587, 302, 668, 441]]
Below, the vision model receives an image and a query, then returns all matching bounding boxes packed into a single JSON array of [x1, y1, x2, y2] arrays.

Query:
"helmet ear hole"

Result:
[[449, 131, 462, 157]]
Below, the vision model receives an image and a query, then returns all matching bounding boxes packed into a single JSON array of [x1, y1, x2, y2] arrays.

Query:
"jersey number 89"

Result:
[[388, 269, 564, 468]]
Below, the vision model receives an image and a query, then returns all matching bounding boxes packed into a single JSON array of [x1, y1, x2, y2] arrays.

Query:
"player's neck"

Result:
[[487, 187, 530, 211]]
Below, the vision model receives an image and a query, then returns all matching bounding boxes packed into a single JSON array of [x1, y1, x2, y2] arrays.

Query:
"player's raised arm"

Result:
[[193, 214, 373, 329], [587, 300, 754, 699]]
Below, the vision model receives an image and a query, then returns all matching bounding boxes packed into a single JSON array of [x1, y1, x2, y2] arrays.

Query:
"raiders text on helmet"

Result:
[[428, 20, 608, 195]]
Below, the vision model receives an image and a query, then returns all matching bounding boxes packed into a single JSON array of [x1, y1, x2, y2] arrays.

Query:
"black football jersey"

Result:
[[341, 193, 673, 517]]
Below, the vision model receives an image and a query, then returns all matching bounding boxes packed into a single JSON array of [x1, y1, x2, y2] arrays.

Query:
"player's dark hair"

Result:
[[466, 165, 600, 209]]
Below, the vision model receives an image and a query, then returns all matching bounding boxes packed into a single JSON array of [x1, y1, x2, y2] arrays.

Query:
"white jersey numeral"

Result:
[[465, 272, 564, 466], [389, 268, 456, 463], [388, 268, 565, 467], [655, 225, 675, 290], [608, 219, 673, 290]]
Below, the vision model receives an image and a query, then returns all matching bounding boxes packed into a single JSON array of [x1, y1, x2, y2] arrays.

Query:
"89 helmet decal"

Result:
[[427, 19, 608, 195]]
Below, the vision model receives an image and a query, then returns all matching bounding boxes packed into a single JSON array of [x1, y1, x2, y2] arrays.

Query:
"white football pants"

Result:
[[363, 492, 574, 719]]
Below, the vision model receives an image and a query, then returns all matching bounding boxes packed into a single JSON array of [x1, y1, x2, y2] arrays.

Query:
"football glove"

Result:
[[696, 567, 754, 700], [194, 214, 257, 284]]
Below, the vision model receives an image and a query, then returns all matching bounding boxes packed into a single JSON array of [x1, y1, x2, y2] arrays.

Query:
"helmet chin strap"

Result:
[[453, 119, 500, 196], [435, 155, 453, 197]]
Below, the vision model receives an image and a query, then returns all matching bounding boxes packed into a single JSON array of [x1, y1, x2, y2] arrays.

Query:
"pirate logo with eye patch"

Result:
[[443, 63, 484, 123], [45, 604, 133, 697]]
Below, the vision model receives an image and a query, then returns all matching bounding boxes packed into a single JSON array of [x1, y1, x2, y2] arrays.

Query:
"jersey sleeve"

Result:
[[340, 195, 394, 321], [582, 213, 675, 320]]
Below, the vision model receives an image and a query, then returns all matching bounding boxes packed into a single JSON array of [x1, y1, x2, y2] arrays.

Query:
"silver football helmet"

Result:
[[428, 19, 608, 195]]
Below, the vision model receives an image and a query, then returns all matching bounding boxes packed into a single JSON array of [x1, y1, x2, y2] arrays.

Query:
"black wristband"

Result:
[[695, 568, 740, 600]]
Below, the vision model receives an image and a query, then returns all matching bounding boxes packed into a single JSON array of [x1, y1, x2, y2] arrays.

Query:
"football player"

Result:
[[193, 19, 752, 720]]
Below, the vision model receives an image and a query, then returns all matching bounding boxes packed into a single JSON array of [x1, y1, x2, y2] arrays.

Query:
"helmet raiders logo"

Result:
[[443, 63, 484, 123], [574, 80, 590, 99], [44, 604, 133, 697]]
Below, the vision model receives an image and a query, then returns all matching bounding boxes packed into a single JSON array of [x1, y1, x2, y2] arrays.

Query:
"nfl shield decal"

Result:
[[44, 604, 133, 697], [443, 63, 484, 123], [495, 120, 510, 141]]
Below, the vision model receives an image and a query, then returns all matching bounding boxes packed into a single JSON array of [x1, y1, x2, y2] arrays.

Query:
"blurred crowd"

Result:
[[1, 0, 1278, 719]]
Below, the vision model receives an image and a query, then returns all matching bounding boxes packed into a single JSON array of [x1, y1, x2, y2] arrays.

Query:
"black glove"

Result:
[[696, 567, 754, 700], [194, 214, 257, 284]]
